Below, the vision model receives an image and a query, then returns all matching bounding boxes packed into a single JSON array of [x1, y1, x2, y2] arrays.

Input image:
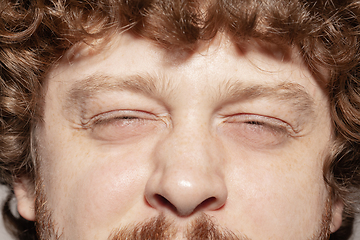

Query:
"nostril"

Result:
[[154, 194, 177, 213], [152, 194, 222, 216], [145, 170, 228, 216], [194, 197, 219, 212]]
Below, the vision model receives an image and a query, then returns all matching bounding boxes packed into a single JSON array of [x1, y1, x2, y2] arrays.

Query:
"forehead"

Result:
[[46, 32, 328, 113], [51, 32, 319, 84]]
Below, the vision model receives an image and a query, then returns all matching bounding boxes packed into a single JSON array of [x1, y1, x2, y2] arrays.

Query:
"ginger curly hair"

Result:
[[1, 0, 360, 239]]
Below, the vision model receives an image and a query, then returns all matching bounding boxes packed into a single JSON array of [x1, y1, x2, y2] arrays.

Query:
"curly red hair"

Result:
[[1, 0, 360, 239]]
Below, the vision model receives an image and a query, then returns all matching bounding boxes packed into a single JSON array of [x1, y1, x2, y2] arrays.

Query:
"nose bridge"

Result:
[[167, 116, 212, 165], [160, 109, 220, 173], [145, 114, 228, 216]]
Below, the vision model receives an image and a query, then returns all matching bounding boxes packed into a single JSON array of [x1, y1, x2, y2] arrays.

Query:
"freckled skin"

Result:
[[19, 33, 340, 239]]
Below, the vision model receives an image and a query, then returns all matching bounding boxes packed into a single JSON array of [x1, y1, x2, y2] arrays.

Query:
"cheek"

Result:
[[38, 130, 155, 237], [223, 143, 329, 238], [227, 168, 327, 238], [71, 156, 148, 225]]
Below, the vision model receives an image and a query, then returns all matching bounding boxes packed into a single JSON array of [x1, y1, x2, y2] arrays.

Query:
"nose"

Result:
[[145, 123, 228, 217]]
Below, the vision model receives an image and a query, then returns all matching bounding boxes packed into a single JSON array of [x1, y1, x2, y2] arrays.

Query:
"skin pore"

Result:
[[14, 32, 343, 239]]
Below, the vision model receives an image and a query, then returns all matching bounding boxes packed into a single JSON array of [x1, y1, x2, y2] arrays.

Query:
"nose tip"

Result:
[[145, 170, 228, 216]]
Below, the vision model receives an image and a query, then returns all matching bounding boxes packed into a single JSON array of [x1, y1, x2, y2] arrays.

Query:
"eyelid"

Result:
[[224, 114, 300, 135], [81, 110, 158, 128]]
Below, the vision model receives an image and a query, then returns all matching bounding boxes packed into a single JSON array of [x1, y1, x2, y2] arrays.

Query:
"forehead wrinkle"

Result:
[[63, 73, 176, 115]]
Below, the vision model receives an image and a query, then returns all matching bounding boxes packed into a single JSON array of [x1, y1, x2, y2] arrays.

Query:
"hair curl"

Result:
[[1, 0, 360, 239]]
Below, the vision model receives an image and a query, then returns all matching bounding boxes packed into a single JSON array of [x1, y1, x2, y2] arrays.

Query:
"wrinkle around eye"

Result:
[[81, 110, 168, 142], [220, 114, 297, 148]]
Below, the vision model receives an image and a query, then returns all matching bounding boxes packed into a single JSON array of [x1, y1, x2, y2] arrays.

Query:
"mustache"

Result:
[[108, 214, 250, 240]]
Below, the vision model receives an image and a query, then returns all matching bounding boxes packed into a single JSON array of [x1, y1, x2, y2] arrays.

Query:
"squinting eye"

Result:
[[223, 114, 293, 148], [82, 110, 162, 142]]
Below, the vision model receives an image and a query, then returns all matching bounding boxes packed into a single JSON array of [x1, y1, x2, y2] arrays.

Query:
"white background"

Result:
[[0, 186, 359, 239]]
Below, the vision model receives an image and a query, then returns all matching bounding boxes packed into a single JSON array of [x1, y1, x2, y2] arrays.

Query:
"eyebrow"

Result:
[[64, 73, 176, 113], [219, 79, 315, 116], [64, 73, 315, 120]]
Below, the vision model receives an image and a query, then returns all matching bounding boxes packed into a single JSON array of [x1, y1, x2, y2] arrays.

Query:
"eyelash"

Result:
[[227, 114, 290, 127], [84, 111, 290, 131], [225, 114, 296, 136], [243, 119, 289, 134], [82, 110, 293, 147], [81, 110, 154, 128]]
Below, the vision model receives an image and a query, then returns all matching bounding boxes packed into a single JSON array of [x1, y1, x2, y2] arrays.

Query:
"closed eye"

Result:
[[81, 110, 163, 142], [82, 110, 155, 127], [222, 114, 294, 148]]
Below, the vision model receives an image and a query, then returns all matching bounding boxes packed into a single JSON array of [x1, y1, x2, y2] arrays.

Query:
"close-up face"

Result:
[[16, 32, 343, 239]]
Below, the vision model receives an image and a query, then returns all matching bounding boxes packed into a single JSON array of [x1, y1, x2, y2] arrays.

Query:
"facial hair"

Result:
[[107, 208, 333, 240], [108, 214, 249, 240], [34, 180, 333, 240]]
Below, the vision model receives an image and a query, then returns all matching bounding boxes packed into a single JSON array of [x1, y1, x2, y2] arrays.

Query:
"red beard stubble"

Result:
[[107, 214, 249, 240], [34, 180, 333, 240]]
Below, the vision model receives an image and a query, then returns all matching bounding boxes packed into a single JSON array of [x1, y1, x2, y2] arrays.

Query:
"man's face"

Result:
[[16, 33, 343, 239]]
